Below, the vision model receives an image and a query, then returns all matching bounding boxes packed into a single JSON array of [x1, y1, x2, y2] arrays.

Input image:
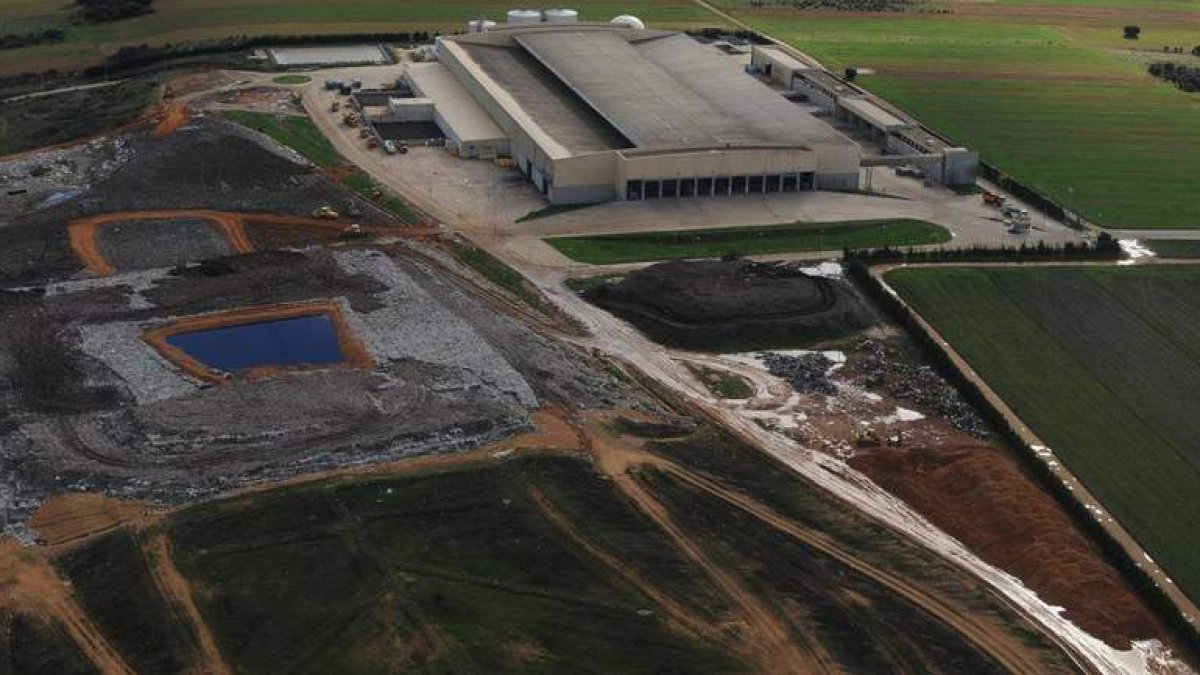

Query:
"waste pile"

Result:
[[760, 352, 838, 395], [853, 340, 991, 437]]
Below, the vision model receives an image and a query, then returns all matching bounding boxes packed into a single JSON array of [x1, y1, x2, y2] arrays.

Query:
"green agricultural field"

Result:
[[0, 0, 712, 76], [546, 219, 950, 264], [1146, 240, 1200, 258], [887, 264, 1200, 604], [725, 8, 1200, 230]]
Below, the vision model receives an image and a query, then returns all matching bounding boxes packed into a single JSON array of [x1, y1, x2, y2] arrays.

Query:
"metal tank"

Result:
[[506, 9, 543, 24], [609, 14, 646, 30], [544, 8, 579, 23]]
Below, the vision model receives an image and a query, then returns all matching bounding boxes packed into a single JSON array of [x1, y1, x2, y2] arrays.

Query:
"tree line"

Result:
[[1149, 62, 1200, 93]]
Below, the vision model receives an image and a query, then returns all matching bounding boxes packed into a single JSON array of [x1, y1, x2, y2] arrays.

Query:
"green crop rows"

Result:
[[888, 265, 1200, 604]]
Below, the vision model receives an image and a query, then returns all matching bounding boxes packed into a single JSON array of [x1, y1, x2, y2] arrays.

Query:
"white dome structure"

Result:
[[507, 9, 543, 24], [544, 8, 579, 23], [610, 14, 645, 30]]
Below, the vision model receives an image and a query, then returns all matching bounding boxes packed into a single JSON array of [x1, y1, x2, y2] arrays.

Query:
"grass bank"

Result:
[[546, 219, 950, 265], [222, 110, 419, 223]]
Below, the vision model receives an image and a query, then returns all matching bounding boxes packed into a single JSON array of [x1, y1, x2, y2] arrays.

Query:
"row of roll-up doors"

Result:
[[624, 172, 815, 200]]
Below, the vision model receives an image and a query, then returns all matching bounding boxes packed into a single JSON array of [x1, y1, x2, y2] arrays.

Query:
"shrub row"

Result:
[[75, 0, 153, 24], [0, 29, 65, 51], [845, 254, 1200, 656], [843, 234, 1121, 263], [1149, 62, 1200, 93]]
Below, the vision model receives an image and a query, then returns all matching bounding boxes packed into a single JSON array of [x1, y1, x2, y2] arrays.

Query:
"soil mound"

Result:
[[850, 444, 1165, 647], [588, 260, 873, 350]]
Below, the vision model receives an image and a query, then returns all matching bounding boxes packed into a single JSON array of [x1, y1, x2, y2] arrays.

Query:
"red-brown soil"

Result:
[[850, 443, 1165, 647]]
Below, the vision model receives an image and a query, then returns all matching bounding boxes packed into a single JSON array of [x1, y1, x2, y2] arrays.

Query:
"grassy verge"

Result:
[[887, 265, 1200, 605], [684, 364, 753, 399], [546, 219, 951, 265], [1146, 240, 1200, 259], [446, 240, 553, 314], [222, 110, 341, 168], [515, 202, 596, 223], [222, 110, 419, 223]]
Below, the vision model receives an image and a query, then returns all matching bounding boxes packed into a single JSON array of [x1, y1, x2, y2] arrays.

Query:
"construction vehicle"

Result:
[[311, 205, 339, 220], [982, 189, 1007, 207]]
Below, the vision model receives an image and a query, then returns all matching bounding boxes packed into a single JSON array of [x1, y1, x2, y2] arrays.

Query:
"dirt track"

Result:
[[0, 541, 136, 675]]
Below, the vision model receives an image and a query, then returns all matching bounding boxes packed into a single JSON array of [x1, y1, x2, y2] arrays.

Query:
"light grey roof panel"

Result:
[[636, 34, 849, 146], [458, 42, 631, 153], [515, 30, 762, 148]]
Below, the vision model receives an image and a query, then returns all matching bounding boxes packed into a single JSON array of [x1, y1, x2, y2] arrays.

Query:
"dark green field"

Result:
[[887, 264, 1200, 605], [31, 425, 1077, 674], [1146, 240, 1200, 259], [546, 219, 951, 265]]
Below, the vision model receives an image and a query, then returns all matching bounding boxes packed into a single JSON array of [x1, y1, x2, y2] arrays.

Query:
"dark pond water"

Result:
[[166, 314, 344, 373]]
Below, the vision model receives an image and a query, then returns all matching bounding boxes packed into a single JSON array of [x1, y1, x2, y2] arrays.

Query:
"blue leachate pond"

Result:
[[166, 314, 344, 373]]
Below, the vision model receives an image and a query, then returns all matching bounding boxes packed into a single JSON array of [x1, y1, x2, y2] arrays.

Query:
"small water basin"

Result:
[[165, 314, 344, 373]]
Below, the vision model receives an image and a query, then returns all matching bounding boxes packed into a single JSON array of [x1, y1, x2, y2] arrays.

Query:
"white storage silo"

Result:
[[544, 8, 579, 23], [507, 9, 543, 24], [610, 14, 645, 30]]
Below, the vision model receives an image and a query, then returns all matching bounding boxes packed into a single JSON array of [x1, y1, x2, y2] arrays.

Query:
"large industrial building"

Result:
[[401, 16, 864, 204]]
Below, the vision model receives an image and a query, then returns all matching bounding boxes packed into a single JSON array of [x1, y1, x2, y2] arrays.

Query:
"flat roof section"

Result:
[[515, 30, 762, 149], [636, 35, 851, 148], [457, 42, 631, 154], [754, 45, 810, 74], [838, 97, 913, 131], [404, 62, 506, 145]]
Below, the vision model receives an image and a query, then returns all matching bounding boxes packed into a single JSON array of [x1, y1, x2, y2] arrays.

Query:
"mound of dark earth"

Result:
[[587, 259, 873, 350]]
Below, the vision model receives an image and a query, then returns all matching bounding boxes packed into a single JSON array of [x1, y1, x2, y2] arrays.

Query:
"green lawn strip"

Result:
[[222, 110, 341, 168], [271, 74, 312, 85], [887, 266, 1200, 603], [546, 219, 950, 265], [222, 110, 419, 223], [447, 241, 554, 314], [1145, 240, 1200, 258]]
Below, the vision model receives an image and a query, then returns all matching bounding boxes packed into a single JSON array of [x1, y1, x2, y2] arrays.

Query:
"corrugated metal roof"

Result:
[[515, 30, 757, 148], [511, 30, 852, 150]]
